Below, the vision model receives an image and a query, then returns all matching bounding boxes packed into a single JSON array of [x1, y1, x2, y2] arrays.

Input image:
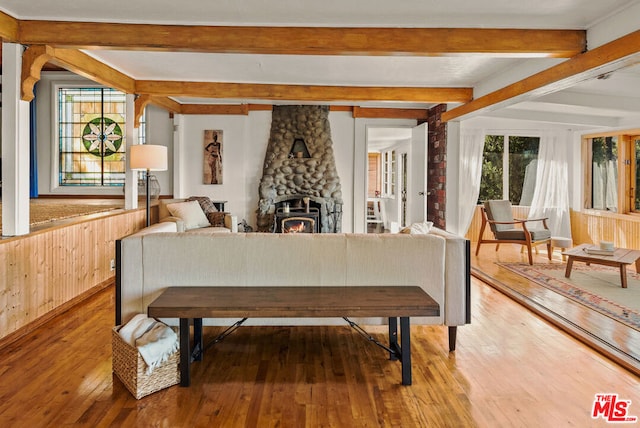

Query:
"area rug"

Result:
[[0, 202, 122, 234], [498, 262, 640, 331]]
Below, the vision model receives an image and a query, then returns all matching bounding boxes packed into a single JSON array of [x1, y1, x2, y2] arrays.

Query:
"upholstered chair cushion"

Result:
[[484, 200, 514, 233], [494, 228, 551, 241]]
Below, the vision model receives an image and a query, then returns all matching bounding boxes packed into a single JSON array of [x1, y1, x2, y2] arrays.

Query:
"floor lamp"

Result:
[[129, 144, 168, 227]]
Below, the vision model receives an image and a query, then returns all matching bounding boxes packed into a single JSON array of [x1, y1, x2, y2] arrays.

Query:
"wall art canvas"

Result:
[[203, 130, 223, 184]]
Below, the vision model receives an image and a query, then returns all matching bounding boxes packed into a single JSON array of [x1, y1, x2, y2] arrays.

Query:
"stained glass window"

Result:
[[58, 88, 127, 186]]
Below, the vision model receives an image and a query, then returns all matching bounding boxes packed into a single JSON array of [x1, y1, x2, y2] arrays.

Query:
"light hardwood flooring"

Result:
[[472, 242, 640, 376], [0, 277, 638, 427]]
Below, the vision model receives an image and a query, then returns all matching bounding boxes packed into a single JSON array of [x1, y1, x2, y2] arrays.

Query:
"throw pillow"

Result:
[[399, 221, 433, 234], [206, 211, 228, 227], [186, 196, 218, 214], [166, 200, 210, 230]]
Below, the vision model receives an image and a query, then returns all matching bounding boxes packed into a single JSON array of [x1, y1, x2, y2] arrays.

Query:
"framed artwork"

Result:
[[203, 130, 223, 184]]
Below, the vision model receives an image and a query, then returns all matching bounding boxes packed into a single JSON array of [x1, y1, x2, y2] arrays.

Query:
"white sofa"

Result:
[[116, 229, 470, 350], [158, 198, 238, 233]]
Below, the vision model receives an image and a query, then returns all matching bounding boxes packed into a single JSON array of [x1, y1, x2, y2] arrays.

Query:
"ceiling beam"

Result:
[[536, 91, 640, 113], [152, 103, 428, 120], [135, 81, 472, 103], [353, 107, 428, 120], [180, 104, 250, 115], [147, 96, 182, 114], [0, 10, 19, 41], [442, 29, 640, 122], [18, 22, 586, 57], [133, 95, 152, 128], [21, 45, 54, 101], [48, 48, 136, 94], [485, 108, 620, 127]]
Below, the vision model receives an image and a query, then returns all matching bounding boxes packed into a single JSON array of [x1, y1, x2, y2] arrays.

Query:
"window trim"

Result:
[[582, 129, 640, 215], [381, 149, 396, 198], [51, 83, 136, 192], [479, 132, 541, 206], [629, 135, 640, 214]]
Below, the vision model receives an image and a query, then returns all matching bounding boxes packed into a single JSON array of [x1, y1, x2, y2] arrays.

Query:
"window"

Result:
[[583, 132, 640, 214], [478, 135, 540, 205], [382, 150, 396, 197], [58, 87, 127, 187], [588, 136, 618, 212]]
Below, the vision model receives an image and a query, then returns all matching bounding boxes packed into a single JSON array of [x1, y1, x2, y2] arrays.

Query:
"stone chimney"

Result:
[[257, 105, 343, 232]]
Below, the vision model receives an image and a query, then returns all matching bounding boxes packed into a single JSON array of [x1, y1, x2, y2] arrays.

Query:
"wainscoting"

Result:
[[0, 207, 147, 346]]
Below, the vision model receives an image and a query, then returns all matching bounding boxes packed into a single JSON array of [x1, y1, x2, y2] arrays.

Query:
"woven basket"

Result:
[[112, 325, 180, 399]]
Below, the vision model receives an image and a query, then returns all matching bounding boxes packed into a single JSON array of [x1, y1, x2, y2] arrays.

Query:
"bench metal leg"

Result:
[[388, 317, 398, 361], [179, 318, 191, 387], [193, 318, 203, 361], [400, 317, 411, 385]]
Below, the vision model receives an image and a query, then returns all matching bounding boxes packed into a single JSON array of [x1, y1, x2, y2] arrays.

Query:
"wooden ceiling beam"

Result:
[[21, 45, 54, 101], [180, 104, 250, 115], [133, 95, 152, 128], [146, 96, 182, 114], [135, 81, 472, 104], [18, 22, 585, 57], [0, 10, 19, 41], [353, 107, 429, 120], [172, 104, 428, 119], [48, 48, 136, 94], [442, 29, 640, 122]]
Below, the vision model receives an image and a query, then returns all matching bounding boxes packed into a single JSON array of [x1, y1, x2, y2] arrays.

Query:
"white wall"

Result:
[[32, 72, 420, 232], [175, 109, 363, 232]]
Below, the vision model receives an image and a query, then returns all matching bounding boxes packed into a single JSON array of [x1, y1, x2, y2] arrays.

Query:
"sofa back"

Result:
[[117, 231, 469, 327]]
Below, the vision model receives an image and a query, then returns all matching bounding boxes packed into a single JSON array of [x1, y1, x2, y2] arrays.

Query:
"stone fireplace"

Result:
[[257, 105, 343, 233]]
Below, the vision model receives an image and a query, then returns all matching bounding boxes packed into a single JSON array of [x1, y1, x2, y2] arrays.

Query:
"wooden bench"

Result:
[[147, 285, 440, 387]]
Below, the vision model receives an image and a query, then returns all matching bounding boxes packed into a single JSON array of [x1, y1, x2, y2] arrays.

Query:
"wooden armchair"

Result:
[[475, 200, 551, 265]]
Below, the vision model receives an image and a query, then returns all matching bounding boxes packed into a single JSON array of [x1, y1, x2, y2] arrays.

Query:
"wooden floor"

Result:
[[0, 278, 638, 426], [472, 243, 640, 376]]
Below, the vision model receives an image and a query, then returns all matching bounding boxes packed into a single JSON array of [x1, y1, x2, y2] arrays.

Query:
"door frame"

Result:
[[358, 121, 419, 233]]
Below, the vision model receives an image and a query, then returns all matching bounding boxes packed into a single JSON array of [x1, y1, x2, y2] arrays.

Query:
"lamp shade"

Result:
[[129, 144, 168, 171]]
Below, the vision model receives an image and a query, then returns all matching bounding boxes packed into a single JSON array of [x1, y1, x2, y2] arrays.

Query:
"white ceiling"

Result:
[[0, 0, 632, 28], [1, 0, 640, 128]]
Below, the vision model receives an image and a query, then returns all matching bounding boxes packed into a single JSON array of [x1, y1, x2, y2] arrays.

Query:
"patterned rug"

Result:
[[0, 202, 123, 234], [498, 262, 640, 331]]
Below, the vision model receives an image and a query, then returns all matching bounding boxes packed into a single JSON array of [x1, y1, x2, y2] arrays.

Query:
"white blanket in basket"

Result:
[[119, 314, 178, 374]]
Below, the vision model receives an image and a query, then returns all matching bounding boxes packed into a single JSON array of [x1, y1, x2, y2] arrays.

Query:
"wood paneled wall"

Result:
[[0, 208, 147, 345], [465, 204, 640, 251], [570, 210, 640, 250]]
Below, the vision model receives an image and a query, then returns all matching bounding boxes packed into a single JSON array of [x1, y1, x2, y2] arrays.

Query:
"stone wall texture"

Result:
[[257, 105, 343, 232]]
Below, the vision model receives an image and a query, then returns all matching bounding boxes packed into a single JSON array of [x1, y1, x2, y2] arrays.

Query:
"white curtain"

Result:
[[457, 128, 485, 235], [592, 159, 618, 212], [605, 160, 619, 212], [528, 131, 572, 238]]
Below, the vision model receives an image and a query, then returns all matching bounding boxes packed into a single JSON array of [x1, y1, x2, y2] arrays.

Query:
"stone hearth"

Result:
[[257, 105, 343, 233]]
